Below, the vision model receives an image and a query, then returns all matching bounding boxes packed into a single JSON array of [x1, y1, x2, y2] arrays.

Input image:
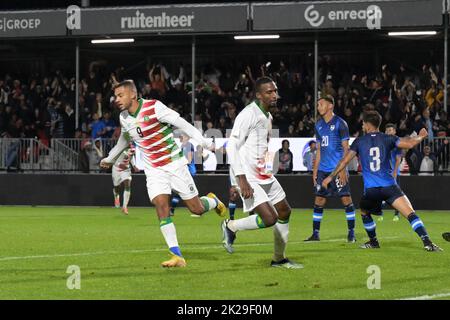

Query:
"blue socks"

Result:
[[408, 212, 429, 241], [228, 202, 236, 220], [312, 205, 323, 235], [362, 214, 377, 240], [345, 204, 356, 231]]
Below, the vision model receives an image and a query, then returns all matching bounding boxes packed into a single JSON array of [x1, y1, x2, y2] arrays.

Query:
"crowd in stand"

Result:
[[2, 58, 450, 141], [1, 57, 449, 172]]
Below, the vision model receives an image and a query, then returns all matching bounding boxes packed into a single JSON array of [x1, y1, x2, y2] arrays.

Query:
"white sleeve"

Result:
[[155, 100, 212, 148], [227, 111, 252, 176], [103, 129, 129, 164], [154, 100, 181, 124]]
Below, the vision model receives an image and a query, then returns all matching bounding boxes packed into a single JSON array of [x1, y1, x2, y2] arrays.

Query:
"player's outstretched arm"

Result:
[[321, 150, 357, 189], [100, 131, 129, 169], [397, 128, 428, 150], [154, 101, 213, 150], [174, 117, 213, 149]]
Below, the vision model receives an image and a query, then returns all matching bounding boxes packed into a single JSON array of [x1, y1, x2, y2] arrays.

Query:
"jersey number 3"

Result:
[[369, 147, 381, 172]]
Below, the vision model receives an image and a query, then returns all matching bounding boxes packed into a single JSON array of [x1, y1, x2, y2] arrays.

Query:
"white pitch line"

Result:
[[398, 292, 450, 300], [0, 236, 400, 262]]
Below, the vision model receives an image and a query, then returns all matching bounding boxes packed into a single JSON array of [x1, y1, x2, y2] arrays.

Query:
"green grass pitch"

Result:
[[0, 206, 449, 300]]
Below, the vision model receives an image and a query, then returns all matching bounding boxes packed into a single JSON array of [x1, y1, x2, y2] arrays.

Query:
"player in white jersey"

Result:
[[112, 143, 136, 215], [222, 77, 303, 269], [100, 80, 226, 268]]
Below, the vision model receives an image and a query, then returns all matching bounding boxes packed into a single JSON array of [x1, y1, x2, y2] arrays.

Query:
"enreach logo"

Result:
[[304, 5, 324, 27], [304, 4, 382, 30]]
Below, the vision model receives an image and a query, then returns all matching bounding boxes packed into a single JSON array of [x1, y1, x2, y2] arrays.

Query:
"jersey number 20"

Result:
[[369, 147, 381, 172]]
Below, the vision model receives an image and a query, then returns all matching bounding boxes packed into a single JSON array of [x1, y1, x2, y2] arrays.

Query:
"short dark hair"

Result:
[[113, 79, 137, 93], [308, 140, 316, 147], [385, 123, 397, 130], [282, 139, 289, 146], [363, 111, 382, 129], [320, 95, 335, 106], [255, 76, 274, 93]]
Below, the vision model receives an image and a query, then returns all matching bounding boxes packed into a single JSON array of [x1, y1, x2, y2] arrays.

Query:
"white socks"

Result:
[[227, 215, 260, 232], [273, 221, 289, 261], [123, 189, 131, 208], [160, 220, 179, 249]]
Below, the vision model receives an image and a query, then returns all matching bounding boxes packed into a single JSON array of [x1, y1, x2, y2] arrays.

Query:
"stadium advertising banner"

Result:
[[0, 10, 67, 38], [135, 137, 356, 172], [69, 4, 249, 35], [252, 0, 444, 31]]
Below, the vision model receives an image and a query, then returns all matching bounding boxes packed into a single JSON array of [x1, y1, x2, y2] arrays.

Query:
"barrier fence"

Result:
[[0, 137, 448, 174]]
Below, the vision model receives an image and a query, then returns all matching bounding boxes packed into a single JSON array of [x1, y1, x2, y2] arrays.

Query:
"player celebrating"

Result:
[[305, 96, 357, 243], [112, 143, 136, 215], [222, 76, 303, 269], [322, 111, 442, 252], [378, 123, 403, 222], [100, 80, 226, 268]]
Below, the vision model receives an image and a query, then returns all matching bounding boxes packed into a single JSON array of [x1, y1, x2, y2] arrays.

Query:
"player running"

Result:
[[322, 110, 442, 252], [221, 76, 303, 269], [305, 96, 357, 243], [100, 80, 226, 268], [112, 143, 136, 215]]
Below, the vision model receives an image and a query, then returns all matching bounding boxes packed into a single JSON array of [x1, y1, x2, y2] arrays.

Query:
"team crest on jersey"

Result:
[[330, 125, 335, 131], [144, 115, 150, 122]]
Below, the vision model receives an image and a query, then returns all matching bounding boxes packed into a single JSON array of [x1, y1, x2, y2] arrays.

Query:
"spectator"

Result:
[[149, 63, 168, 98], [276, 139, 293, 174], [63, 103, 76, 138], [303, 140, 317, 172], [102, 111, 116, 138], [406, 140, 448, 175], [89, 113, 106, 139]]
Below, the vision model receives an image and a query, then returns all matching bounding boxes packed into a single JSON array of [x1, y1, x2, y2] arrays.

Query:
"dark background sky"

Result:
[[0, 0, 384, 10]]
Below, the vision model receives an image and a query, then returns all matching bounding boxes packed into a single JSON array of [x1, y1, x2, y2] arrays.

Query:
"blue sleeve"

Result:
[[315, 125, 321, 143], [339, 119, 350, 141], [390, 135, 400, 149], [350, 137, 359, 155]]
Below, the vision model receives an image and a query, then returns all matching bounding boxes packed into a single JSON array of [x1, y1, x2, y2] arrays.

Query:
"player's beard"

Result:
[[268, 99, 277, 107]]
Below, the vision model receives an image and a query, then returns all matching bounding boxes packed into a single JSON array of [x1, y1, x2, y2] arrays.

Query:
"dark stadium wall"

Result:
[[0, 174, 448, 210]]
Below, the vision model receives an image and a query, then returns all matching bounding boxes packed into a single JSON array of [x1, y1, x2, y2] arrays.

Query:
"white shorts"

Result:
[[145, 161, 198, 202], [112, 166, 132, 187], [237, 178, 286, 212]]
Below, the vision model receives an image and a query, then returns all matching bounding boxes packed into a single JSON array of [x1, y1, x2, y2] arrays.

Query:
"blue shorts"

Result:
[[360, 184, 405, 215], [315, 170, 351, 198]]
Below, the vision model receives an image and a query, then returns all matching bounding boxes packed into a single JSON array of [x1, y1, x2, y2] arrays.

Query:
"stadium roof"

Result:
[[0, 0, 428, 11]]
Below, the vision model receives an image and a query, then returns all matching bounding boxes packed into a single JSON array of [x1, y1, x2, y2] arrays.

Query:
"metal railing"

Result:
[[0, 137, 448, 173]]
